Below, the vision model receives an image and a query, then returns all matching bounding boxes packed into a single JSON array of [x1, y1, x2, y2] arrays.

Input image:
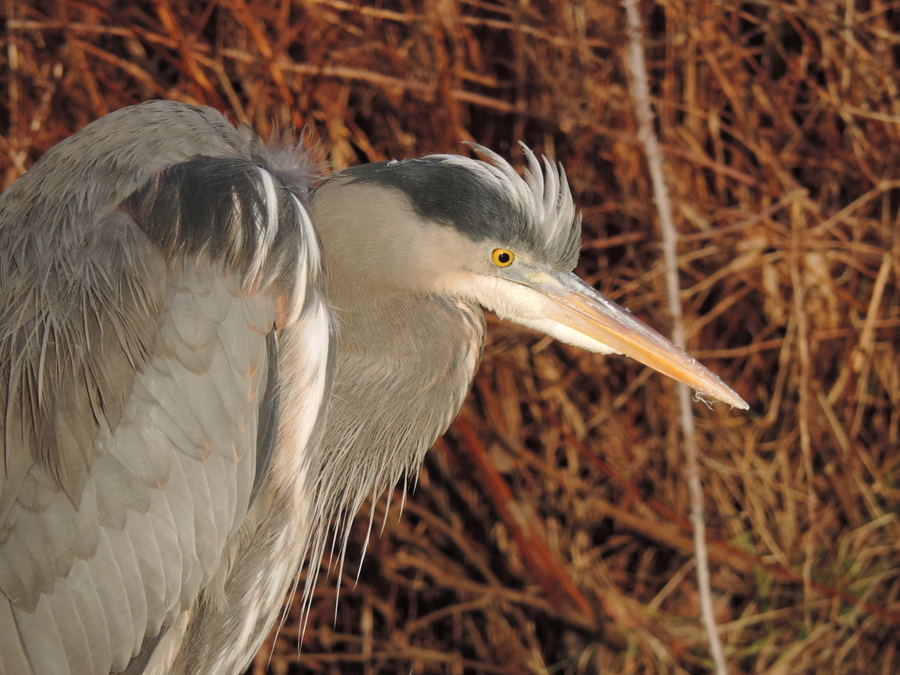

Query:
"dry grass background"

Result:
[[3, 0, 900, 673]]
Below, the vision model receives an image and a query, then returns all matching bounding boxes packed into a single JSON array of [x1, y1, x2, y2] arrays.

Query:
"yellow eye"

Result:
[[492, 249, 515, 267]]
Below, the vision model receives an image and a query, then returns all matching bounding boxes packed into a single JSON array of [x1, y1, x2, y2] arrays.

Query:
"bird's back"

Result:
[[0, 101, 331, 675]]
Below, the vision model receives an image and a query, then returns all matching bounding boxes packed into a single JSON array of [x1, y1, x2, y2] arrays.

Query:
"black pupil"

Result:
[[497, 251, 510, 263]]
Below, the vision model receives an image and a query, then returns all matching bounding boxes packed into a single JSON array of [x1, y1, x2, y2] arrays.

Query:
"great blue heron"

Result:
[[0, 100, 745, 675]]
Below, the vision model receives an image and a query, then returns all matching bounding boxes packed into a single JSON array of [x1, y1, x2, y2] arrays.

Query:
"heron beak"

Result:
[[522, 271, 748, 409]]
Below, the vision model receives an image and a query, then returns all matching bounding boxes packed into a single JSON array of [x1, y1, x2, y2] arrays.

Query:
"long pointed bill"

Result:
[[522, 272, 748, 409]]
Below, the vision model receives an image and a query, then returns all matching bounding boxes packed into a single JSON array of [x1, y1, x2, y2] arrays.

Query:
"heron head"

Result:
[[310, 145, 747, 409]]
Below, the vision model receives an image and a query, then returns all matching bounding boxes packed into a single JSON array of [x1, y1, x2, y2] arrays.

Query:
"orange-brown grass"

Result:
[[3, 1, 898, 673]]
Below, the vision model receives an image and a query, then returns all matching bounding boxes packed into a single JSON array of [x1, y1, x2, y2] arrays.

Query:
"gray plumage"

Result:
[[0, 100, 745, 675], [0, 101, 326, 674]]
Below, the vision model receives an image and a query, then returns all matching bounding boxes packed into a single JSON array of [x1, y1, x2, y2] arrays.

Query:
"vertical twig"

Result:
[[789, 201, 816, 632], [621, 1, 727, 673]]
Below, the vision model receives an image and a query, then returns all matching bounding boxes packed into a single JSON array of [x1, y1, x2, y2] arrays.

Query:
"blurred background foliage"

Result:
[[2, 0, 899, 672]]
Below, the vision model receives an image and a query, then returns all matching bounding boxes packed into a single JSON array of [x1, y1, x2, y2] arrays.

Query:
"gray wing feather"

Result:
[[102, 526, 149, 657], [251, 333, 279, 505], [85, 531, 135, 665], [0, 531, 39, 607], [0, 599, 31, 672], [73, 561, 115, 670], [11, 596, 71, 675], [92, 453, 152, 530], [107, 409, 173, 489], [119, 632, 167, 675], [165, 289, 221, 374], [51, 580, 98, 672]]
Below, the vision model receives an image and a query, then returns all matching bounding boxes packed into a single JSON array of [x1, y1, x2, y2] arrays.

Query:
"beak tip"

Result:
[[722, 394, 750, 411], [697, 385, 748, 411]]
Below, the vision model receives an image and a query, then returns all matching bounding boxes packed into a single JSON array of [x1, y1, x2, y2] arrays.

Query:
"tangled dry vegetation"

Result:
[[3, 0, 900, 673]]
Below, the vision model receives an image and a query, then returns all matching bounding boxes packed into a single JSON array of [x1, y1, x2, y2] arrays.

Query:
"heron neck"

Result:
[[304, 177, 484, 563], [302, 291, 484, 568]]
